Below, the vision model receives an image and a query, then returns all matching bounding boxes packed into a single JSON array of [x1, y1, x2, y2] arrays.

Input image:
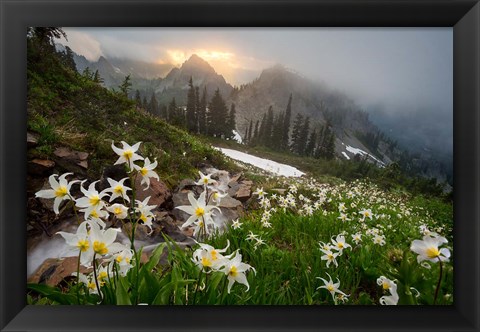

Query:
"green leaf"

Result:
[[143, 243, 166, 272], [27, 283, 77, 305], [115, 278, 132, 305]]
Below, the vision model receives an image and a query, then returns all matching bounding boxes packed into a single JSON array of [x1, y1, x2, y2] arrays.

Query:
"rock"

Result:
[[241, 180, 253, 186], [28, 159, 55, 176], [172, 190, 192, 222], [28, 257, 92, 287], [53, 146, 89, 173], [235, 184, 252, 202], [218, 196, 242, 209], [27, 132, 39, 148], [176, 179, 196, 192], [135, 176, 171, 209], [228, 172, 243, 187]]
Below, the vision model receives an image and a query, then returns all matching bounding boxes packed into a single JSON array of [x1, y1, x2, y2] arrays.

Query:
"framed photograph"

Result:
[[1, 0, 479, 331]]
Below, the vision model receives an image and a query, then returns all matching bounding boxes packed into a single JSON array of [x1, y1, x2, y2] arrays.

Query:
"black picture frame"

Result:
[[1, 0, 479, 331]]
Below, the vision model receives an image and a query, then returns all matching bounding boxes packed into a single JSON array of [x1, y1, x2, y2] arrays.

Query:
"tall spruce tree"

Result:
[[208, 88, 228, 137], [252, 120, 260, 146], [168, 97, 183, 127], [195, 86, 201, 134], [305, 128, 317, 157], [226, 103, 237, 138], [271, 112, 285, 151], [297, 116, 310, 155], [263, 106, 275, 147], [282, 94, 293, 150], [134, 90, 142, 108], [198, 86, 208, 135], [258, 113, 267, 145], [119, 75, 132, 98], [149, 93, 158, 115], [290, 113, 304, 153], [142, 96, 148, 111], [185, 77, 197, 132]]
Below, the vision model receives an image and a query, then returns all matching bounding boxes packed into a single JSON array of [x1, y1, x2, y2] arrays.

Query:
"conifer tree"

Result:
[[305, 128, 317, 157], [271, 112, 284, 151], [149, 93, 158, 115], [282, 94, 293, 150], [185, 77, 197, 132], [290, 113, 304, 154], [142, 96, 148, 111], [134, 90, 142, 108], [168, 97, 183, 127], [297, 116, 310, 155], [226, 103, 237, 138], [93, 70, 104, 84], [195, 86, 201, 133], [198, 86, 208, 135], [263, 106, 274, 147], [208, 89, 229, 137], [159, 104, 168, 119], [119, 74, 132, 97]]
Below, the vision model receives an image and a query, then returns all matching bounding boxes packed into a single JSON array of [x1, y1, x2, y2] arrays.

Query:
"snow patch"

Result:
[[341, 152, 350, 160], [345, 145, 385, 166], [232, 130, 243, 144], [113, 66, 122, 74], [214, 147, 305, 177]]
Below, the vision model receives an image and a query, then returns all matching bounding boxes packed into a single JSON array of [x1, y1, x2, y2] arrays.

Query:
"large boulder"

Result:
[[52, 146, 89, 175], [28, 257, 92, 286], [135, 176, 172, 209], [27, 159, 55, 176]]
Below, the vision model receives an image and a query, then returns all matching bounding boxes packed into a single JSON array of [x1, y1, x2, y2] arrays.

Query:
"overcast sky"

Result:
[[59, 27, 452, 120]]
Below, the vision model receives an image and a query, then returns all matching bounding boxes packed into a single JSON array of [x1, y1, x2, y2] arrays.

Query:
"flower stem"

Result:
[[92, 253, 103, 302], [220, 276, 228, 304], [433, 257, 443, 305], [76, 251, 81, 304], [192, 268, 203, 305]]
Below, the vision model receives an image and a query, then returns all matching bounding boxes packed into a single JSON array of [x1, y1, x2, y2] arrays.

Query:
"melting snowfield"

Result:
[[214, 147, 305, 177]]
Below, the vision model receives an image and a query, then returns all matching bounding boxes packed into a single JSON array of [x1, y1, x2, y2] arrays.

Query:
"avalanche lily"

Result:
[[134, 158, 160, 190], [410, 234, 451, 263], [35, 173, 79, 214], [111, 141, 144, 170]]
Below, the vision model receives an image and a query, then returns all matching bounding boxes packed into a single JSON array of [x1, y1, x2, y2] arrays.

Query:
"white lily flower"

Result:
[[359, 209, 373, 220], [317, 273, 348, 302], [35, 173, 79, 214], [351, 233, 362, 245], [193, 240, 231, 271], [222, 250, 255, 293], [75, 180, 109, 218], [338, 213, 351, 222], [56, 220, 94, 266], [134, 158, 160, 190], [76, 273, 99, 295], [253, 187, 266, 199], [320, 249, 339, 268], [231, 219, 242, 230], [410, 234, 451, 263], [210, 191, 227, 204], [88, 222, 125, 257], [111, 141, 144, 170], [112, 248, 134, 276], [331, 234, 351, 255], [176, 191, 220, 232], [195, 171, 216, 187], [135, 196, 156, 234], [104, 177, 132, 202], [373, 234, 386, 246], [107, 203, 129, 220], [377, 276, 399, 305]]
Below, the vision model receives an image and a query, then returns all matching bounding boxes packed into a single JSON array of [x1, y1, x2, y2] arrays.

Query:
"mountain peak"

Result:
[[181, 54, 216, 73]]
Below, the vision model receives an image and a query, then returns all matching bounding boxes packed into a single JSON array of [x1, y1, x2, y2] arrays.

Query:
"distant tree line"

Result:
[[243, 94, 336, 159], [133, 77, 236, 139]]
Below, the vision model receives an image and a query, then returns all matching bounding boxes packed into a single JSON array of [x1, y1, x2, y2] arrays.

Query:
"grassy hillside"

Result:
[[27, 31, 236, 186]]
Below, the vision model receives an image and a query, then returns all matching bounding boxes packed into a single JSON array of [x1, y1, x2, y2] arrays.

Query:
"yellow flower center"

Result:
[[93, 241, 108, 255], [77, 239, 90, 252], [114, 207, 122, 215], [203, 178, 209, 184], [55, 186, 68, 198], [426, 247, 440, 259], [201, 257, 212, 268], [211, 250, 218, 261], [89, 195, 101, 206], [90, 209, 99, 218], [229, 265, 238, 277], [139, 214, 147, 223], [98, 271, 108, 281], [195, 207, 205, 217], [382, 281, 390, 290], [123, 150, 133, 160], [338, 243, 344, 249], [88, 282, 96, 290], [114, 185, 124, 194], [116, 255, 123, 263], [327, 253, 334, 260], [327, 284, 335, 292], [140, 168, 148, 176], [125, 257, 130, 264]]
